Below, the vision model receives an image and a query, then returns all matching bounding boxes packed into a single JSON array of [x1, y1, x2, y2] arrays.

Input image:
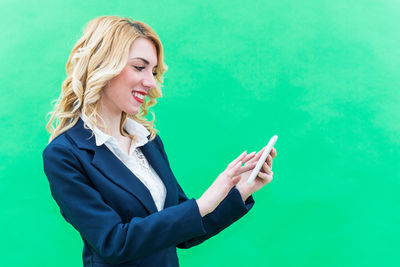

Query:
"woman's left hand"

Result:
[[235, 146, 277, 202]]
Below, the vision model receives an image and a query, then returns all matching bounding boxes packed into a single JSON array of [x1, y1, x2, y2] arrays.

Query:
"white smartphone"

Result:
[[246, 135, 278, 184]]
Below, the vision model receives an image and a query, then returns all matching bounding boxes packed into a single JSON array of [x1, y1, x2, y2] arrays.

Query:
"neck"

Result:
[[97, 99, 123, 138]]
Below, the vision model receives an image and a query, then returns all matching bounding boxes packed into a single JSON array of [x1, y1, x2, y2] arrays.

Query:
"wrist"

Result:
[[196, 197, 211, 217], [235, 184, 250, 202]]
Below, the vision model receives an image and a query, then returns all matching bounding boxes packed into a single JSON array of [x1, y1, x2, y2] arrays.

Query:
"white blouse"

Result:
[[80, 116, 167, 211]]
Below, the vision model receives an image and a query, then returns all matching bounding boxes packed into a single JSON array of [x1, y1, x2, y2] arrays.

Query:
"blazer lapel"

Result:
[[91, 145, 158, 213], [140, 141, 177, 209], [67, 118, 158, 214]]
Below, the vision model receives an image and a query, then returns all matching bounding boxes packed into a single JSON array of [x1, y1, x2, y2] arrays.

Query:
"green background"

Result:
[[1, 0, 399, 266]]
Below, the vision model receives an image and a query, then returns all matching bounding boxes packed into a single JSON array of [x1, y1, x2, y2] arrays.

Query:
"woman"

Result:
[[43, 16, 277, 267]]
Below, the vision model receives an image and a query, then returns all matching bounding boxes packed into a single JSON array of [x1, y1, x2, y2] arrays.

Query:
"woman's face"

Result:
[[101, 37, 158, 116]]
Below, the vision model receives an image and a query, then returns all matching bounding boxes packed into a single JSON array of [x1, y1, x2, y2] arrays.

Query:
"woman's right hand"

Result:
[[196, 151, 257, 217]]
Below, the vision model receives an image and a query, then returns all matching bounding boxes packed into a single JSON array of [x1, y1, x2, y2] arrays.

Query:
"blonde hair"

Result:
[[46, 15, 167, 143]]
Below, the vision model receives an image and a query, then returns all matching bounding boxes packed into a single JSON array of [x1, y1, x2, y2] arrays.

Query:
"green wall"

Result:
[[1, 0, 399, 266]]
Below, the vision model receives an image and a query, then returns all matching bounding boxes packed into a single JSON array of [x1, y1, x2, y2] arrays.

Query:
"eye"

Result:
[[133, 66, 157, 76], [133, 66, 145, 71]]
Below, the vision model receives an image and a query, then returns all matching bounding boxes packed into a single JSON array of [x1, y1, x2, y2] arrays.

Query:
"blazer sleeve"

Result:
[[43, 142, 207, 265], [152, 135, 255, 249]]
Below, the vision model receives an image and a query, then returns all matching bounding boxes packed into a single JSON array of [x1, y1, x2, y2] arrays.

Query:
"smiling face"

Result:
[[100, 37, 158, 117]]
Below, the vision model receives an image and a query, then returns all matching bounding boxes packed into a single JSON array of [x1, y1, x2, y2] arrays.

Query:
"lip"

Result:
[[132, 90, 147, 96], [132, 91, 145, 104], [133, 95, 144, 104]]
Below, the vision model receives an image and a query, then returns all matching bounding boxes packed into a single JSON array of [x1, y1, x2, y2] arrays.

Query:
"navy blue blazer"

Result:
[[43, 118, 254, 267]]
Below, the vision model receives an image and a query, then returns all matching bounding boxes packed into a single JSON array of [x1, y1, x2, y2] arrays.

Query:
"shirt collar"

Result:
[[80, 115, 150, 147]]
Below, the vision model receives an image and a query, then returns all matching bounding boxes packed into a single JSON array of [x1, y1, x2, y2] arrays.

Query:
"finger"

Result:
[[256, 146, 266, 159], [228, 151, 247, 169], [242, 151, 256, 164], [270, 147, 277, 158], [231, 160, 255, 177], [266, 155, 272, 168], [262, 162, 272, 174], [227, 160, 242, 177], [257, 171, 273, 183], [239, 161, 257, 173], [231, 175, 241, 186], [245, 155, 258, 166], [245, 143, 271, 165], [246, 147, 265, 165]]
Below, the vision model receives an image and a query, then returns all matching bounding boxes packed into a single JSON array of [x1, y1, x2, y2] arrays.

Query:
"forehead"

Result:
[[128, 37, 158, 66]]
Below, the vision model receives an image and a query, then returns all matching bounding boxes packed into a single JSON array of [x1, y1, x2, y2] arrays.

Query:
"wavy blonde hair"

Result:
[[46, 16, 167, 143]]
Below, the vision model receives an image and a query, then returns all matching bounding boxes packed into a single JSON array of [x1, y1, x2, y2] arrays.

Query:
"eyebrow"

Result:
[[129, 57, 158, 68]]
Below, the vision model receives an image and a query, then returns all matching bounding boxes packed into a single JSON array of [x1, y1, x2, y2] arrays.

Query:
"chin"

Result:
[[125, 108, 140, 116]]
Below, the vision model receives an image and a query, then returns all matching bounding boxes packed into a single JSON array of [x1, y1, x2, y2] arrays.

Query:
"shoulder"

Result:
[[150, 134, 165, 150], [43, 118, 96, 157], [43, 124, 84, 162], [46, 131, 73, 147], [149, 134, 172, 165], [42, 132, 76, 164], [42, 128, 88, 179]]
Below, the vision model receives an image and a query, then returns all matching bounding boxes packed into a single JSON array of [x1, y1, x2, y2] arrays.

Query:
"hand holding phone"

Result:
[[246, 135, 278, 184]]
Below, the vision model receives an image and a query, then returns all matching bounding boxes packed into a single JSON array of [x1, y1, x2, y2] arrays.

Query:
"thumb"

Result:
[[231, 175, 241, 186]]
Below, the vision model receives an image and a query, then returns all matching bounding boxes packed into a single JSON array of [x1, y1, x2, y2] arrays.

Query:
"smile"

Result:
[[132, 91, 146, 104]]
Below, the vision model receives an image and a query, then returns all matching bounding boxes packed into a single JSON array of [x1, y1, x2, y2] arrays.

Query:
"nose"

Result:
[[142, 72, 157, 90]]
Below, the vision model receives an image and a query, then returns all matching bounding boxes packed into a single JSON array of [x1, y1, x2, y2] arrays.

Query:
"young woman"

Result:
[[43, 15, 277, 267]]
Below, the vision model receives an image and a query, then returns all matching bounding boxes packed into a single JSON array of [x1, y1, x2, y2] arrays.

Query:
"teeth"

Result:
[[133, 92, 145, 99]]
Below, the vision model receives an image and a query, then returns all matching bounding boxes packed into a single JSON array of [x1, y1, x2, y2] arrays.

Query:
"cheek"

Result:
[[105, 77, 135, 97], [119, 68, 140, 85], [102, 86, 116, 102], [103, 83, 126, 102]]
